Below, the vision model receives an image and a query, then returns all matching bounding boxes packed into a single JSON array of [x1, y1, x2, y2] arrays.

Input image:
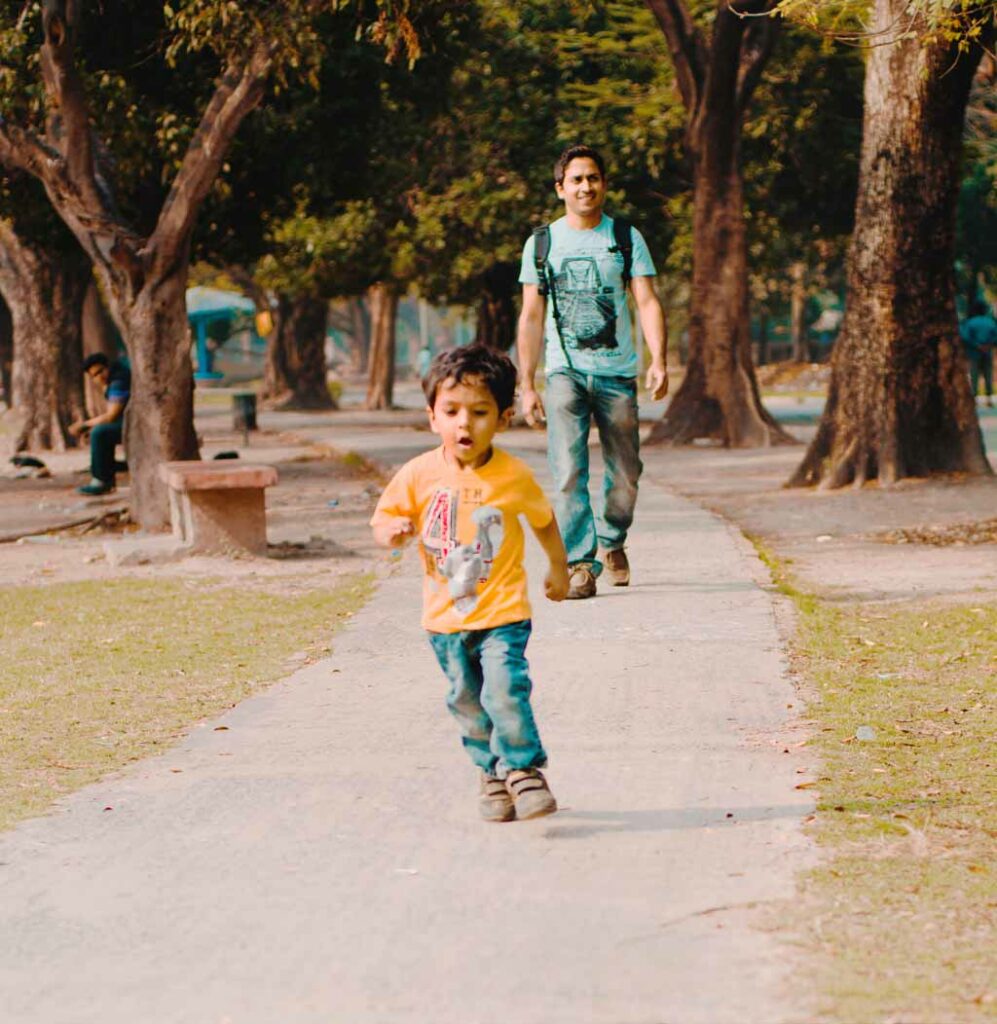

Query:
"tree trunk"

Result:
[[81, 278, 117, 416], [0, 225, 89, 452], [648, 116, 791, 446], [348, 296, 371, 374], [789, 2, 993, 488], [280, 293, 335, 410], [645, 0, 790, 447], [789, 261, 808, 363], [474, 262, 518, 350], [366, 281, 398, 410], [261, 293, 293, 404], [106, 270, 200, 522], [0, 297, 11, 409]]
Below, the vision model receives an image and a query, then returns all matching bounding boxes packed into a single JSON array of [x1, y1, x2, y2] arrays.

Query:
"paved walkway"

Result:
[[0, 429, 815, 1024]]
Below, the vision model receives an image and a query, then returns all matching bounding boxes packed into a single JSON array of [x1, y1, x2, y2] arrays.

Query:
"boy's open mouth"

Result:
[[458, 437, 473, 447]]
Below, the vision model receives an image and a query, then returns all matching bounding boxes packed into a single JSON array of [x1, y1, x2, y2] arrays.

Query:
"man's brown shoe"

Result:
[[603, 548, 630, 586], [505, 768, 557, 820], [566, 565, 597, 599], [479, 772, 515, 822]]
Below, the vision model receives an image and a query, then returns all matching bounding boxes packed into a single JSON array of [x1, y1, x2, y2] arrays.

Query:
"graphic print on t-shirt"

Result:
[[552, 256, 617, 351], [421, 487, 504, 615]]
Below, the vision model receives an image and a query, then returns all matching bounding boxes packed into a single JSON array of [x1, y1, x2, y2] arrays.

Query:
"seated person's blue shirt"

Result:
[[519, 214, 656, 378]]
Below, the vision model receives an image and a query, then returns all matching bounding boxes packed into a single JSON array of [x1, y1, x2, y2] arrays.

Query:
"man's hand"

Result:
[[544, 561, 569, 602], [68, 419, 88, 439], [521, 386, 546, 428], [373, 516, 414, 549], [645, 363, 669, 401]]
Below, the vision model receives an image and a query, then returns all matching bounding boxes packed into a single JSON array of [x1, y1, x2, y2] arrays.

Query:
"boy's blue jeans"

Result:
[[427, 620, 546, 778], [545, 370, 642, 574]]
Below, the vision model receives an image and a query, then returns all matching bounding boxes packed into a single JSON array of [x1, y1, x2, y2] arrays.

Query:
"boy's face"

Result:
[[427, 375, 512, 468], [555, 157, 606, 219]]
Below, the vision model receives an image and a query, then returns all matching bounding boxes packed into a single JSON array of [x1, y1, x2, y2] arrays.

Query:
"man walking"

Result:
[[516, 144, 668, 599]]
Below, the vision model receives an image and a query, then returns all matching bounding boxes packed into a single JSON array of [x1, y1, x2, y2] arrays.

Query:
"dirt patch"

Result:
[[876, 518, 997, 547]]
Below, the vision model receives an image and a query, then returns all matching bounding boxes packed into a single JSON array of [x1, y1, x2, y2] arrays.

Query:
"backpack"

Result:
[[531, 218, 634, 369]]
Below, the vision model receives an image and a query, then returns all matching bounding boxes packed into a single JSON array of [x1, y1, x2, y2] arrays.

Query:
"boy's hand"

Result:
[[374, 516, 415, 548], [544, 561, 569, 602], [645, 362, 669, 400]]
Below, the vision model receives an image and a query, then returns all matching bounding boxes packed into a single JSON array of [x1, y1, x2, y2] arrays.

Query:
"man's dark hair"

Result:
[[422, 344, 518, 413], [554, 144, 606, 185], [82, 353, 110, 373], [970, 300, 990, 318]]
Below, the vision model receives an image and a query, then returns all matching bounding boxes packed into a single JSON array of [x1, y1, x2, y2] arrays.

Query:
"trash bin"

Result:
[[232, 392, 257, 433]]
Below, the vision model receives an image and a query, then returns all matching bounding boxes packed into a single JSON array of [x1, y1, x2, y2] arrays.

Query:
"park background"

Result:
[[0, 2, 995, 1022]]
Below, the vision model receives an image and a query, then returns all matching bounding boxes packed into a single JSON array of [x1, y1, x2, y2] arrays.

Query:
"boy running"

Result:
[[371, 344, 569, 822]]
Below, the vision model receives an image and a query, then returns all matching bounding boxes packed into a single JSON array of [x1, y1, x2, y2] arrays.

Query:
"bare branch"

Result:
[[736, 10, 781, 111], [644, 0, 707, 111], [0, 118, 61, 179], [148, 43, 274, 277]]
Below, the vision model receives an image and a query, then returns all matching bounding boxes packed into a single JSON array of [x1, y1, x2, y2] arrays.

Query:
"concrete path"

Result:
[[0, 431, 815, 1024]]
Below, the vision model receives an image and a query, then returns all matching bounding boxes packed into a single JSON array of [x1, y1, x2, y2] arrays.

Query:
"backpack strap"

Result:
[[532, 225, 551, 297], [531, 223, 573, 370], [611, 217, 633, 289]]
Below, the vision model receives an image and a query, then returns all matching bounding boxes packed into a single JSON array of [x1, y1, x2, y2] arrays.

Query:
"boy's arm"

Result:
[[516, 283, 547, 427], [631, 276, 668, 400], [372, 516, 414, 549], [530, 515, 569, 602]]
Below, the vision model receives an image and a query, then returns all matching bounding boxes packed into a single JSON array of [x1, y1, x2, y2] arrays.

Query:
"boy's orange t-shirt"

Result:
[[371, 446, 554, 633]]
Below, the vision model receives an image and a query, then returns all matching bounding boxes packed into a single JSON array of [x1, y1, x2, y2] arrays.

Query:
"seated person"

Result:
[[69, 353, 130, 496]]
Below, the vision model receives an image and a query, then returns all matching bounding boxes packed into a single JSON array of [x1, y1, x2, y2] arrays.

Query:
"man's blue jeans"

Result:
[[427, 620, 546, 778], [90, 421, 123, 485], [545, 370, 642, 574]]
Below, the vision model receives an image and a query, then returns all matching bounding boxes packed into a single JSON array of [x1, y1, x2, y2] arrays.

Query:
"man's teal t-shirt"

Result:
[[518, 214, 656, 378]]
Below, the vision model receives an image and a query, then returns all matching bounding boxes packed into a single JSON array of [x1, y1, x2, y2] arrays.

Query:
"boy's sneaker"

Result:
[[479, 772, 515, 822], [566, 565, 597, 600], [505, 768, 557, 820], [603, 548, 630, 586]]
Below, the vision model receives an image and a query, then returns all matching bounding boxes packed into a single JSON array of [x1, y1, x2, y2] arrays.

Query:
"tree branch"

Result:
[[0, 118, 61, 181], [736, 7, 781, 112], [644, 0, 707, 112], [148, 44, 274, 277]]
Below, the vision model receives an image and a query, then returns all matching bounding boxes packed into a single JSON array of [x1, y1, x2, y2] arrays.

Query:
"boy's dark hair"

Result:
[[422, 344, 518, 413], [969, 300, 990, 318], [82, 353, 110, 372], [554, 144, 606, 185]]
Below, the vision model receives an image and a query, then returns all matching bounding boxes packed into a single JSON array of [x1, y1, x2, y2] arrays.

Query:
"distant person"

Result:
[[68, 353, 130, 495], [371, 344, 569, 822], [961, 301, 996, 407], [415, 342, 433, 379], [516, 143, 669, 599]]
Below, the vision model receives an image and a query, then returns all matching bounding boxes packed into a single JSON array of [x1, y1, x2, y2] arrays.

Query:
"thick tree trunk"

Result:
[[0, 226, 88, 451], [110, 271, 200, 523], [366, 281, 398, 410], [789, 261, 808, 363], [789, 3, 992, 488], [474, 262, 518, 350], [280, 293, 335, 410], [648, 124, 792, 446]]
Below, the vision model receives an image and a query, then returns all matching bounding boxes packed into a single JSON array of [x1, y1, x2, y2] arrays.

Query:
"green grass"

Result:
[[0, 574, 373, 830], [776, 577, 997, 1021]]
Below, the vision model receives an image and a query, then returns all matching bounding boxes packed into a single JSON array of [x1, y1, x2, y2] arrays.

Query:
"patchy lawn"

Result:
[[0, 574, 373, 831], [793, 598, 997, 1022]]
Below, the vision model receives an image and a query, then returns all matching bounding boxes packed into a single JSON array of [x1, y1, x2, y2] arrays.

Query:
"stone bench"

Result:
[[159, 461, 278, 555]]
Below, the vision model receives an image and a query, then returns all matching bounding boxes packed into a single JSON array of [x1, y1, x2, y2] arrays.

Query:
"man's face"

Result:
[[555, 157, 606, 219], [86, 365, 109, 389]]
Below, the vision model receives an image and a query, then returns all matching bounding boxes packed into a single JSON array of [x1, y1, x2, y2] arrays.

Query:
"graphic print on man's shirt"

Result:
[[421, 487, 504, 616], [552, 256, 618, 351]]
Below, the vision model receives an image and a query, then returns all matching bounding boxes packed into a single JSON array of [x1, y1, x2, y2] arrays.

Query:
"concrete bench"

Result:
[[159, 461, 278, 555]]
